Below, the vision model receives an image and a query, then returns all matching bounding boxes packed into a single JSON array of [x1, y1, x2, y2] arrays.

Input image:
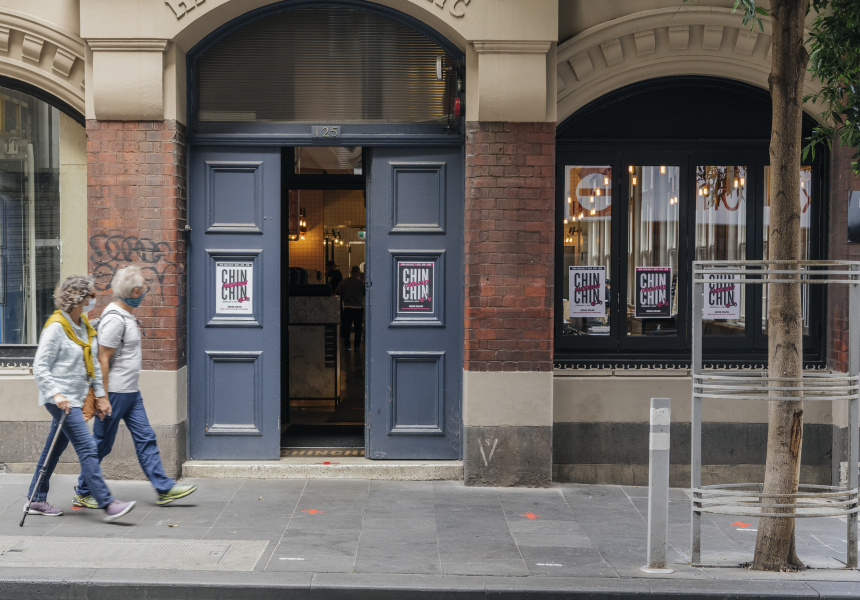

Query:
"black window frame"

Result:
[[554, 78, 828, 368]]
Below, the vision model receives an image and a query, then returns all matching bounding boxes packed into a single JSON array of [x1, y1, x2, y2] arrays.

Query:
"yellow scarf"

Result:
[[42, 310, 96, 378]]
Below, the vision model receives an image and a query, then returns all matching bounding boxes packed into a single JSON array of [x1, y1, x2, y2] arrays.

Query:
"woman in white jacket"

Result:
[[27, 275, 136, 522]]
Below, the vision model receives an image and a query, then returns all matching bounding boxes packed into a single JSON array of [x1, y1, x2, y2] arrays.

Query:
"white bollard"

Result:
[[640, 397, 675, 574]]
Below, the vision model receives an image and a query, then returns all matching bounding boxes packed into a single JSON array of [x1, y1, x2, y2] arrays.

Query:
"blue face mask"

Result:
[[125, 292, 145, 308]]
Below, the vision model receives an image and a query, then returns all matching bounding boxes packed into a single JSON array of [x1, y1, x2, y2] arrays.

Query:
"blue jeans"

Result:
[[28, 404, 114, 508], [77, 391, 175, 496]]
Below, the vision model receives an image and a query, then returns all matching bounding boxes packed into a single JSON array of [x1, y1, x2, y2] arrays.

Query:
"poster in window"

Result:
[[635, 266, 672, 318], [703, 270, 741, 319], [568, 266, 606, 317], [216, 261, 253, 315], [397, 261, 433, 313]]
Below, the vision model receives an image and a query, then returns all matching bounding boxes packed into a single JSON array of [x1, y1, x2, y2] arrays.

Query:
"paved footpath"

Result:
[[0, 473, 858, 599]]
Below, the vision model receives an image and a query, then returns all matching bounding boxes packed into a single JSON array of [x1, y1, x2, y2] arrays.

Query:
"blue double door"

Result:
[[188, 146, 463, 460]]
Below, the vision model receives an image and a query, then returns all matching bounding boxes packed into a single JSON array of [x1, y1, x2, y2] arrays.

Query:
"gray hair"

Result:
[[53, 275, 95, 313], [111, 265, 145, 299]]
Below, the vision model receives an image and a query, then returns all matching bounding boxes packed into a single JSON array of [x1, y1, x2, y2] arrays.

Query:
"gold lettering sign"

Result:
[[164, 0, 205, 20]]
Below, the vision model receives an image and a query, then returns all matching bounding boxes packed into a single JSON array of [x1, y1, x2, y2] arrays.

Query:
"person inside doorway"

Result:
[[336, 265, 365, 351], [325, 260, 343, 295]]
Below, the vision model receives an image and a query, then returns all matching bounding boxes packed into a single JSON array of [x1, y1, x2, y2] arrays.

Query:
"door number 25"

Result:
[[313, 126, 340, 138]]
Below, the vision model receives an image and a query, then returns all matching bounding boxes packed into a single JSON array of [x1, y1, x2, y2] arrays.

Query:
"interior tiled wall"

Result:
[[288, 189, 365, 279]]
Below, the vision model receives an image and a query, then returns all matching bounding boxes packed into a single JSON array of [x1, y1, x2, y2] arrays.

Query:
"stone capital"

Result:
[[88, 38, 170, 120]]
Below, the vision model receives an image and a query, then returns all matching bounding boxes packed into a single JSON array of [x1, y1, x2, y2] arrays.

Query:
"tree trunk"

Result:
[[752, 0, 810, 572]]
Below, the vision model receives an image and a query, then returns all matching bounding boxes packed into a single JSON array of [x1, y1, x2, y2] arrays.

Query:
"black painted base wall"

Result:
[[553, 422, 832, 486]]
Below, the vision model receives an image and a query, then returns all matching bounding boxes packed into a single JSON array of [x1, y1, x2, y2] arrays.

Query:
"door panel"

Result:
[[367, 147, 462, 459], [188, 147, 281, 459]]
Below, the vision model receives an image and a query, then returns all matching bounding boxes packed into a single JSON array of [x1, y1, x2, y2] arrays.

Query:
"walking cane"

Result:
[[20, 412, 67, 527]]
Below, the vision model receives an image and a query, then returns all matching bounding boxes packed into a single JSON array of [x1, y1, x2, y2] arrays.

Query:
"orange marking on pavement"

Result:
[[521, 513, 540, 520], [731, 521, 752, 528], [301, 509, 326, 515], [70, 507, 83, 511], [315, 462, 340, 465]]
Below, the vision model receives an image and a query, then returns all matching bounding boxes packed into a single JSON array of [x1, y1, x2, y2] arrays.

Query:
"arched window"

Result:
[[555, 77, 826, 366], [193, 4, 460, 125], [0, 85, 71, 346]]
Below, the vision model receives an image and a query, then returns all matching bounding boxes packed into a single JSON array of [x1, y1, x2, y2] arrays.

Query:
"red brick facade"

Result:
[[827, 141, 860, 372], [464, 122, 555, 373], [86, 120, 187, 371]]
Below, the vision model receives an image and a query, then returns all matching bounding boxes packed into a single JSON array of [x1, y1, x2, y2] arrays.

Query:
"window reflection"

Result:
[[561, 166, 611, 336], [627, 166, 679, 337], [696, 166, 747, 336]]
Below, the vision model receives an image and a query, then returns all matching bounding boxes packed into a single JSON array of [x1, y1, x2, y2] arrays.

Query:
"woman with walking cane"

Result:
[[72, 266, 197, 508], [22, 275, 136, 523]]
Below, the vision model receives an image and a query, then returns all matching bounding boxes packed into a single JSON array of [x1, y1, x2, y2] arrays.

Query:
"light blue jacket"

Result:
[[33, 311, 105, 407]]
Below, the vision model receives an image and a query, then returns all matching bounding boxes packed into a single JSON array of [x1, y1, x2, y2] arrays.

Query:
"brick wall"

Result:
[[86, 120, 187, 371], [464, 122, 555, 372], [828, 141, 860, 372]]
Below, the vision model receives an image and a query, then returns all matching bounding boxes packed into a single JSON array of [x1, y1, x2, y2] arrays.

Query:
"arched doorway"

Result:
[[186, 1, 465, 460]]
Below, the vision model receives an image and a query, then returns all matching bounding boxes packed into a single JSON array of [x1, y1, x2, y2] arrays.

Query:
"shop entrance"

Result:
[[281, 147, 367, 456], [185, 0, 466, 461], [188, 145, 463, 460]]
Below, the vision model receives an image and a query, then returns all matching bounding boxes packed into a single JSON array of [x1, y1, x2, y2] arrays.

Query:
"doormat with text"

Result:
[[281, 447, 365, 457]]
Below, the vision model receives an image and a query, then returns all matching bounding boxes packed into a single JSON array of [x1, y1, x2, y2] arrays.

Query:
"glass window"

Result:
[[197, 6, 457, 124], [626, 165, 679, 337], [561, 166, 612, 336], [0, 87, 61, 345], [697, 166, 748, 336]]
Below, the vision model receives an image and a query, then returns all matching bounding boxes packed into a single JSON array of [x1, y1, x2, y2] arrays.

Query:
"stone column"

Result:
[[463, 121, 555, 486]]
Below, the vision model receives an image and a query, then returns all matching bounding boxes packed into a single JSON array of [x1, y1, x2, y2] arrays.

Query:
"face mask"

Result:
[[82, 298, 97, 314], [125, 292, 146, 309]]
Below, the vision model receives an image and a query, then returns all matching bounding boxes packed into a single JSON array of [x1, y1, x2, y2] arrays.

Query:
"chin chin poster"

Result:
[[568, 266, 606, 317], [397, 261, 433, 314], [635, 266, 672, 318], [216, 261, 253, 315], [704, 270, 741, 319]]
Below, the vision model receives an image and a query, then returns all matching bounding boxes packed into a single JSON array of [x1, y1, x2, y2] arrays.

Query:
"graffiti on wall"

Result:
[[88, 234, 179, 300]]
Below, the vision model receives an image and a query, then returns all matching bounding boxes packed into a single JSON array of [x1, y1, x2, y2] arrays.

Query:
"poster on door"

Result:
[[216, 261, 253, 314], [568, 266, 606, 317], [635, 266, 672, 318], [397, 261, 433, 313], [703, 269, 741, 319]]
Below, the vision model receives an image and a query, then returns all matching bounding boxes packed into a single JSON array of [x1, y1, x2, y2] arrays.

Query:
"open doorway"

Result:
[[281, 147, 367, 456]]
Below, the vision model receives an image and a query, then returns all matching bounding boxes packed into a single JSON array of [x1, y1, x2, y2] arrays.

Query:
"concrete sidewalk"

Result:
[[0, 473, 858, 599]]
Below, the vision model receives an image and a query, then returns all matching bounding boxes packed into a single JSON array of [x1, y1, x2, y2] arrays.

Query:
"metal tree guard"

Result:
[[691, 260, 860, 568]]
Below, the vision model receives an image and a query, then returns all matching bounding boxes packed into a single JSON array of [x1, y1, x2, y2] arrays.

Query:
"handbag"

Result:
[[82, 386, 97, 421]]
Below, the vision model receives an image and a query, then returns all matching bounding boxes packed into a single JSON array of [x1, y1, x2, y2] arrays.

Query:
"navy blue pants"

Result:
[[30, 404, 114, 508], [342, 307, 364, 349], [77, 391, 175, 496]]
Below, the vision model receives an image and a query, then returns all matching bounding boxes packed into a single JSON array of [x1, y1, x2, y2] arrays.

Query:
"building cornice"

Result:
[[87, 39, 170, 52]]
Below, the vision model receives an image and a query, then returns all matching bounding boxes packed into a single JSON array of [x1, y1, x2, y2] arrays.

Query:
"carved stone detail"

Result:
[[21, 34, 45, 63], [702, 25, 724, 51], [556, 6, 822, 123], [569, 52, 594, 81], [634, 30, 656, 56], [733, 30, 758, 56], [0, 10, 85, 115], [600, 38, 623, 66], [668, 25, 690, 51], [52, 46, 76, 77], [0, 26, 10, 53]]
